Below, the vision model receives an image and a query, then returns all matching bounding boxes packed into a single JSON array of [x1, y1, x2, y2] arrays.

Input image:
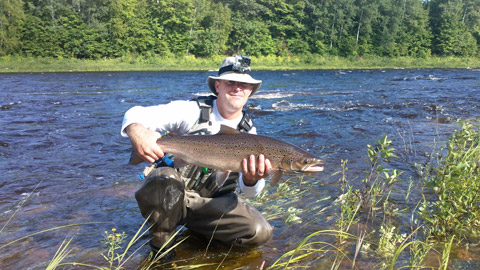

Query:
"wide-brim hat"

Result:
[[207, 56, 262, 95]]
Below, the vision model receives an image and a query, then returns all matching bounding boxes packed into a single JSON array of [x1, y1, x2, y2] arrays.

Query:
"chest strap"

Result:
[[195, 95, 253, 133]]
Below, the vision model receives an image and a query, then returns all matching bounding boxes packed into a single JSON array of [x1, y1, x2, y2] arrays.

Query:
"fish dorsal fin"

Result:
[[218, 125, 241, 135]]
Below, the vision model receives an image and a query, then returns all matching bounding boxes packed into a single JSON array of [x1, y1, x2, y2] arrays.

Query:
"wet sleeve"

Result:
[[120, 100, 199, 137], [238, 174, 266, 198]]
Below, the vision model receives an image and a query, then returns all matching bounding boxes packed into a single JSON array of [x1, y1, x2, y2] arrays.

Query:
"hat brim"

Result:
[[207, 72, 262, 96]]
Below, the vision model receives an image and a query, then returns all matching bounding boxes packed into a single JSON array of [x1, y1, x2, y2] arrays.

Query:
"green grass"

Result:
[[1, 55, 479, 73]]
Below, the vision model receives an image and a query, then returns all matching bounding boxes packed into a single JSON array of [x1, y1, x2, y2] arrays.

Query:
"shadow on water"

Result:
[[1, 69, 480, 268]]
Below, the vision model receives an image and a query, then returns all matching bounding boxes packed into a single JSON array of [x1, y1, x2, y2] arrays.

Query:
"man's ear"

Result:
[[213, 80, 221, 95]]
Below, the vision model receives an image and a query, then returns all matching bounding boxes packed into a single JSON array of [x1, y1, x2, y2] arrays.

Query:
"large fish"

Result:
[[130, 125, 324, 185]]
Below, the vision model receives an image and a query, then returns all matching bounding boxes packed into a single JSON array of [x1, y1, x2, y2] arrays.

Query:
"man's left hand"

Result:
[[242, 154, 272, 186]]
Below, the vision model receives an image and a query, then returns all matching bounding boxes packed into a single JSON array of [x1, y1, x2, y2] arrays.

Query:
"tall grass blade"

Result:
[[270, 230, 355, 269], [440, 236, 455, 270], [116, 213, 154, 268], [0, 222, 103, 251], [46, 237, 74, 270], [1, 181, 42, 233]]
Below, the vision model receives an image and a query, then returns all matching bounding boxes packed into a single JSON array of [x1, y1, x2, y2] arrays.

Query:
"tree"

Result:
[[106, 0, 162, 57], [0, 0, 25, 55], [226, 0, 276, 55], [20, 14, 62, 57], [373, 0, 431, 57], [353, 0, 379, 55], [149, 0, 194, 56], [323, 0, 357, 56], [301, 0, 331, 55], [429, 0, 478, 56], [187, 0, 233, 57]]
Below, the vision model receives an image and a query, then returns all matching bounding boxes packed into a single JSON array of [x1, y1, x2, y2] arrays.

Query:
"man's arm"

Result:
[[121, 100, 201, 164], [125, 123, 164, 163]]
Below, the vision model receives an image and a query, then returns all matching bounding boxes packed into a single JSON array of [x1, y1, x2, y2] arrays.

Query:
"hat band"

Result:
[[218, 64, 251, 76]]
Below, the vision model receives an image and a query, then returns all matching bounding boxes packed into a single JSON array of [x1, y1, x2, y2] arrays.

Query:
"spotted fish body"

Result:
[[130, 125, 324, 185]]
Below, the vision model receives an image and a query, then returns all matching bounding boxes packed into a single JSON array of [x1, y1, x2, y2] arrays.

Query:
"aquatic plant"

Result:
[[361, 136, 403, 214], [269, 135, 456, 269], [269, 137, 405, 269], [269, 229, 356, 269], [102, 228, 128, 268], [420, 122, 480, 241]]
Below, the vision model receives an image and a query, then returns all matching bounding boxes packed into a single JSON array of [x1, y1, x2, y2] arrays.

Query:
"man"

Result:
[[121, 55, 274, 254]]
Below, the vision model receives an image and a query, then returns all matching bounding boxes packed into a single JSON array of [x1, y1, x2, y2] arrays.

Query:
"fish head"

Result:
[[280, 154, 324, 172]]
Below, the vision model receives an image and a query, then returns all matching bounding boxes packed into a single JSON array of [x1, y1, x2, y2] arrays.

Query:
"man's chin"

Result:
[[227, 96, 247, 104]]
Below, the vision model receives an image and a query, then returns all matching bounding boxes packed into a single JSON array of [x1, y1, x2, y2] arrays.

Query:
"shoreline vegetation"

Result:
[[1, 55, 480, 73]]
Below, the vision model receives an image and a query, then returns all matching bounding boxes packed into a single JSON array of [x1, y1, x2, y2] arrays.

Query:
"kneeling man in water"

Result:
[[120, 55, 273, 255]]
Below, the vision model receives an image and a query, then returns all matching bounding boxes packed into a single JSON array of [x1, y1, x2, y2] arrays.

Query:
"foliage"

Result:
[[429, 0, 480, 56], [1, 0, 480, 59], [420, 122, 480, 241], [361, 136, 403, 213], [272, 134, 468, 269], [272, 138, 420, 269], [0, 0, 25, 56]]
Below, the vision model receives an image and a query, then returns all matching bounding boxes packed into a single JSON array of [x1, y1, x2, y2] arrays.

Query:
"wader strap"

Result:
[[238, 112, 253, 133], [196, 95, 215, 124], [194, 95, 253, 133]]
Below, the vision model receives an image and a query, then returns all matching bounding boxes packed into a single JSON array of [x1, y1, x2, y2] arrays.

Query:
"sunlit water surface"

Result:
[[1, 69, 480, 269]]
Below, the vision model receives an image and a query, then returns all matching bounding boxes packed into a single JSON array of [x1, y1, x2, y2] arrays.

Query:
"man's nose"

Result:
[[232, 82, 243, 90]]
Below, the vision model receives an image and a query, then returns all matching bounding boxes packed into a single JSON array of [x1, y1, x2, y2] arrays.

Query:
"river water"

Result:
[[1, 69, 479, 269]]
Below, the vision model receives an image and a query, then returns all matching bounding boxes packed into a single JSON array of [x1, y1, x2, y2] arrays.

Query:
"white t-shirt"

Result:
[[121, 99, 265, 197]]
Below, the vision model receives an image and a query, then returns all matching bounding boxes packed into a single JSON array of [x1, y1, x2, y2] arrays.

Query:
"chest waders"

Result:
[[177, 95, 253, 197]]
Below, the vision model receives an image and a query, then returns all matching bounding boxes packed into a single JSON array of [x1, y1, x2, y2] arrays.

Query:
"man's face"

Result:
[[215, 79, 254, 113]]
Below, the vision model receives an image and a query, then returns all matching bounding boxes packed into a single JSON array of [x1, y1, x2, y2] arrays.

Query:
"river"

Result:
[[1, 69, 479, 269]]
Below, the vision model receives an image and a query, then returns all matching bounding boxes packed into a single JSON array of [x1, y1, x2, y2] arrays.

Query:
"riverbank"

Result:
[[1, 55, 479, 73]]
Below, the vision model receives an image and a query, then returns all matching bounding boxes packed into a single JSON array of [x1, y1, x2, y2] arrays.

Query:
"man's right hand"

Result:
[[125, 123, 164, 163]]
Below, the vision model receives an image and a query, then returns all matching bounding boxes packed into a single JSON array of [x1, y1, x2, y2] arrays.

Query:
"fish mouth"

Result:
[[304, 164, 324, 172], [302, 160, 325, 172]]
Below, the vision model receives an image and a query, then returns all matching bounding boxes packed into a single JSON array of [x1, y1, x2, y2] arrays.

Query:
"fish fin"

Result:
[[216, 171, 231, 187], [173, 157, 187, 168], [270, 170, 283, 186], [218, 125, 241, 135], [129, 151, 144, 165]]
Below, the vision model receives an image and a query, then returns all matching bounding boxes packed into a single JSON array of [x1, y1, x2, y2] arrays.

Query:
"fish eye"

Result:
[[303, 159, 309, 164]]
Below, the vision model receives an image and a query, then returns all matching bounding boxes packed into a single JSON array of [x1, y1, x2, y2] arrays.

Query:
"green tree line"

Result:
[[1, 0, 479, 59]]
